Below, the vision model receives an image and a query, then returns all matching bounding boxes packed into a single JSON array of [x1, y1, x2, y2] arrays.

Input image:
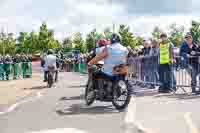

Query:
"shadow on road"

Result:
[[56, 103, 119, 115], [24, 85, 47, 90], [153, 93, 200, 100], [68, 85, 86, 88], [135, 90, 158, 97], [59, 95, 84, 101]]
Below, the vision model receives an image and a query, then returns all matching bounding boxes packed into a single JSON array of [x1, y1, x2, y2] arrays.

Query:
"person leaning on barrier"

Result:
[[142, 40, 151, 56], [159, 33, 176, 93], [141, 40, 152, 87], [148, 39, 160, 86], [180, 34, 200, 94]]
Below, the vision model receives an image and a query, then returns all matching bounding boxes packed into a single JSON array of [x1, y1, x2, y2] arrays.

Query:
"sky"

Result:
[[0, 0, 200, 40]]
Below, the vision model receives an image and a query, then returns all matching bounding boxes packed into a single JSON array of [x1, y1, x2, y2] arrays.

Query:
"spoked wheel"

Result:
[[47, 73, 53, 88], [85, 79, 96, 106], [112, 80, 131, 110]]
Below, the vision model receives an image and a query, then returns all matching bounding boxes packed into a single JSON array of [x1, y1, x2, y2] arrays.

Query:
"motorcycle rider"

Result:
[[43, 49, 58, 82], [95, 39, 109, 66], [88, 33, 129, 84]]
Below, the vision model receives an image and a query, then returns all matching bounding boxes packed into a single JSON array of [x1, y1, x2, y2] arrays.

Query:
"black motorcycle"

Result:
[[85, 64, 132, 110]]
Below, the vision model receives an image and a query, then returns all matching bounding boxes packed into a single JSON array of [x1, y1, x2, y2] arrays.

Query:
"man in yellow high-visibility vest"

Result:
[[159, 33, 175, 93]]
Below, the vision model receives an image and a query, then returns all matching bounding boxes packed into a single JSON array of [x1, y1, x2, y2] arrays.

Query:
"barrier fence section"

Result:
[[128, 56, 200, 93], [0, 62, 32, 81], [62, 61, 88, 74]]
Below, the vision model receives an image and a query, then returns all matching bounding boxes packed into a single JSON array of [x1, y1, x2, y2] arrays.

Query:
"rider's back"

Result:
[[103, 43, 128, 75], [44, 54, 57, 71]]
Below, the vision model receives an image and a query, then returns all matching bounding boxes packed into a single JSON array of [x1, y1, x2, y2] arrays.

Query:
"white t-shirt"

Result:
[[103, 43, 128, 75], [44, 54, 57, 71]]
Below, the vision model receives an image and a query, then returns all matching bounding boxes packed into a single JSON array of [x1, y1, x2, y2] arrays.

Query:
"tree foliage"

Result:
[[152, 26, 162, 39], [62, 36, 73, 52], [169, 23, 184, 46], [118, 24, 140, 48], [190, 20, 200, 43], [85, 30, 96, 52], [72, 32, 85, 53], [1, 20, 200, 55]]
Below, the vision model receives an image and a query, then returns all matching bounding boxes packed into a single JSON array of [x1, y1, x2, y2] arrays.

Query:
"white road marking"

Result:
[[123, 96, 157, 133], [0, 92, 43, 115], [28, 128, 89, 133], [184, 112, 199, 133]]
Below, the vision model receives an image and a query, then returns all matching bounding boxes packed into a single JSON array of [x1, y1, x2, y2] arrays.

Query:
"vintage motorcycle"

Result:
[[84, 63, 132, 110]]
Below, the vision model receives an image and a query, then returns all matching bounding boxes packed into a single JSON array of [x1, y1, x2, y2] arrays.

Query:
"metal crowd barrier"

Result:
[[62, 60, 88, 74], [0, 62, 32, 81], [128, 55, 200, 94]]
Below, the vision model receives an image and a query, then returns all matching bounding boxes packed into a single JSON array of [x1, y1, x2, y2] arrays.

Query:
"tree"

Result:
[[0, 30, 6, 55], [85, 30, 96, 52], [118, 24, 137, 48], [152, 26, 162, 39], [29, 31, 39, 54], [62, 36, 73, 52], [73, 32, 85, 53], [6, 33, 16, 55], [169, 23, 184, 46], [38, 22, 60, 52], [103, 27, 112, 39], [0, 31, 16, 55], [190, 20, 200, 43]]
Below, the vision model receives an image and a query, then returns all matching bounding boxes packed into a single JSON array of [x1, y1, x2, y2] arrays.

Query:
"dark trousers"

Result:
[[93, 71, 125, 82], [159, 64, 171, 90], [189, 65, 199, 92]]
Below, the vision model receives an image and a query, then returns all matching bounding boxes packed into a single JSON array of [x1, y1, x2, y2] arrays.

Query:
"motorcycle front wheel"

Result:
[[112, 80, 131, 110], [85, 78, 96, 106]]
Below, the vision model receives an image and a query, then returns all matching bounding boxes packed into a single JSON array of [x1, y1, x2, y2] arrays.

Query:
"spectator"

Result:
[[180, 34, 200, 94], [0, 54, 4, 80], [4, 54, 13, 80], [141, 40, 151, 87], [142, 40, 151, 56], [159, 33, 174, 93], [149, 39, 159, 86]]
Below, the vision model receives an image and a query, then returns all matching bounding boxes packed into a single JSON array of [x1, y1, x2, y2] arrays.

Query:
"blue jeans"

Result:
[[93, 71, 125, 81], [170, 65, 177, 89]]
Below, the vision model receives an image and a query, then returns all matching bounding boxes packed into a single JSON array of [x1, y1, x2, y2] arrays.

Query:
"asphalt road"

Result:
[[1, 70, 200, 133]]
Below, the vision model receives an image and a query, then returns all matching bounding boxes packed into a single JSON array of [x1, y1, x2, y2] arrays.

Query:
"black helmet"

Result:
[[111, 33, 121, 44], [47, 49, 54, 55]]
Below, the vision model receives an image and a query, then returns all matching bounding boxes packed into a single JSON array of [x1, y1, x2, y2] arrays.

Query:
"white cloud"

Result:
[[129, 16, 200, 38], [0, 0, 199, 40]]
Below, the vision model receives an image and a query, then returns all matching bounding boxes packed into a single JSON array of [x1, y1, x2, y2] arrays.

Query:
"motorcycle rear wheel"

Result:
[[47, 73, 54, 88], [112, 80, 131, 110]]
